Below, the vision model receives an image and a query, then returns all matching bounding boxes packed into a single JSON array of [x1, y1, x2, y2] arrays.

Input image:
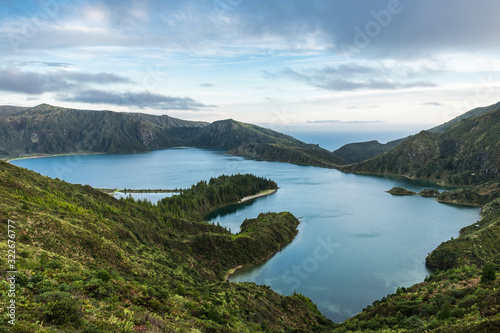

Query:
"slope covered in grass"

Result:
[[0, 162, 333, 332], [344, 108, 500, 186]]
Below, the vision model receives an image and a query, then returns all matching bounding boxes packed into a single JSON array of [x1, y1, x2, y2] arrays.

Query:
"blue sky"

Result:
[[1, 0, 499, 133]]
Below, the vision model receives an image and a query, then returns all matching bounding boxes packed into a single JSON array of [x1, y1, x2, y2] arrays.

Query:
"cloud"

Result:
[[200, 83, 215, 87], [423, 102, 442, 106], [0, 67, 209, 111], [264, 65, 437, 91], [0, 68, 130, 94], [57, 89, 212, 110], [2, 1, 499, 57], [8, 61, 74, 68]]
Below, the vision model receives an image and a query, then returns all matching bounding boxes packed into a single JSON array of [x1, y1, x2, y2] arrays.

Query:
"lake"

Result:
[[11, 148, 480, 322]]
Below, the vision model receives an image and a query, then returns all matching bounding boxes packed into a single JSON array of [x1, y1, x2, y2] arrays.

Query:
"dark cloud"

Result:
[[0, 68, 130, 94], [2, 0, 499, 57], [264, 66, 437, 91], [57, 89, 212, 110], [423, 102, 442, 106]]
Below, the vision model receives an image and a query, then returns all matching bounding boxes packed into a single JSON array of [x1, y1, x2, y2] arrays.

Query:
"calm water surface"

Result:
[[11, 148, 480, 322]]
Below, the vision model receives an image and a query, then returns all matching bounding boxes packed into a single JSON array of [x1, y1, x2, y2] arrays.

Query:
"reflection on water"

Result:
[[203, 198, 261, 225]]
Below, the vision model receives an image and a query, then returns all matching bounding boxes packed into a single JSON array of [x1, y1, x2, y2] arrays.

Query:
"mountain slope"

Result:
[[0, 104, 346, 167], [188, 118, 311, 149], [332, 100, 500, 164], [230, 142, 345, 168], [332, 138, 405, 164], [0, 104, 208, 157], [0, 161, 333, 332], [428, 100, 500, 134], [343, 108, 500, 185]]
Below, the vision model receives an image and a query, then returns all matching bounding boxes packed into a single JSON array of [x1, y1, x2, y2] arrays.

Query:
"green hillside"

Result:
[[188, 119, 309, 149], [332, 138, 405, 164], [0, 162, 333, 332], [0, 104, 207, 157], [332, 101, 500, 164], [229, 142, 346, 168], [333, 190, 500, 332], [428, 101, 500, 134], [343, 108, 500, 186], [330, 104, 500, 332], [0, 104, 346, 168]]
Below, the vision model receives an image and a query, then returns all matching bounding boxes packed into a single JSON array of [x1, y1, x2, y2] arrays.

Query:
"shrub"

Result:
[[480, 262, 496, 283], [96, 269, 112, 282], [36, 290, 82, 326], [84, 278, 109, 299], [46, 259, 64, 269], [396, 315, 424, 330], [451, 307, 465, 318], [458, 294, 476, 309], [437, 303, 451, 321], [176, 282, 186, 296]]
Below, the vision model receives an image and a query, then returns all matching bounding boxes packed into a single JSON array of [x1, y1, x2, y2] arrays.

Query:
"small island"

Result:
[[386, 187, 417, 195]]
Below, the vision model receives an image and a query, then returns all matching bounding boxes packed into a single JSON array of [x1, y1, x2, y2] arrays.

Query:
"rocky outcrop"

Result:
[[386, 187, 417, 195]]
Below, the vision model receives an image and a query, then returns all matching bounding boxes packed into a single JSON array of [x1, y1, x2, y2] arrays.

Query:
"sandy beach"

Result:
[[239, 189, 278, 203]]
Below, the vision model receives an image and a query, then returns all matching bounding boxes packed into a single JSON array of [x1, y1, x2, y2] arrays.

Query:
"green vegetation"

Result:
[[0, 162, 332, 332], [331, 105, 500, 332], [428, 100, 500, 134], [333, 138, 405, 164], [419, 189, 441, 197], [2, 102, 500, 331], [480, 263, 497, 283], [332, 101, 500, 165], [333, 265, 500, 332], [386, 187, 417, 195], [229, 142, 345, 168], [156, 174, 277, 219], [0, 104, 346, 168], [426, 194, 500, 270], [343, 108, 500, 186]]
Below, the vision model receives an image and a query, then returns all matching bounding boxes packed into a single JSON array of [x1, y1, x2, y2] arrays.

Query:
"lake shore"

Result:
[[239, 189, 278, 203], [98, 188, 182, 194], [5, 151, 106, 163]]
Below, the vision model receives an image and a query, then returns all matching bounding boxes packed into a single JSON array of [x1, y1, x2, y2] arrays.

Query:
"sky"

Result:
[[1, 0, 500, 136]]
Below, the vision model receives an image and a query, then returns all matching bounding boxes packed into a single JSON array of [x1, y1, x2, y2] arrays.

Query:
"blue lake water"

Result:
[[11, 148, 480, 322]]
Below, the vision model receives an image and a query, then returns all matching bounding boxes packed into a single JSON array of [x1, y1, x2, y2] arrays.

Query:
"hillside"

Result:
[[332, 138, 405, 164], [428, 100, 500, 134], [0, 104, 346, 167], [330, 104, 500, 332], [0, 161, 333, 332], [342, 108, 500, 186], [229, 142, 345, 168], [426, 184, 500, 270], [0, 104, 207, 157], [188, 119, 311, 149], [333, 187, 500, 332], [332, 100, 500, 163]]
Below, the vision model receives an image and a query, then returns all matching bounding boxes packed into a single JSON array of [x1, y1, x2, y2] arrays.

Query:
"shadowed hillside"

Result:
[[342, 108, 500, 186], [0, 104, 346, 167], [332, 101, 500, 164]]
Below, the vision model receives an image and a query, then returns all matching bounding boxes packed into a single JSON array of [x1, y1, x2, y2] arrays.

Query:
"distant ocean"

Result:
[[283, 129, 416, 151]]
